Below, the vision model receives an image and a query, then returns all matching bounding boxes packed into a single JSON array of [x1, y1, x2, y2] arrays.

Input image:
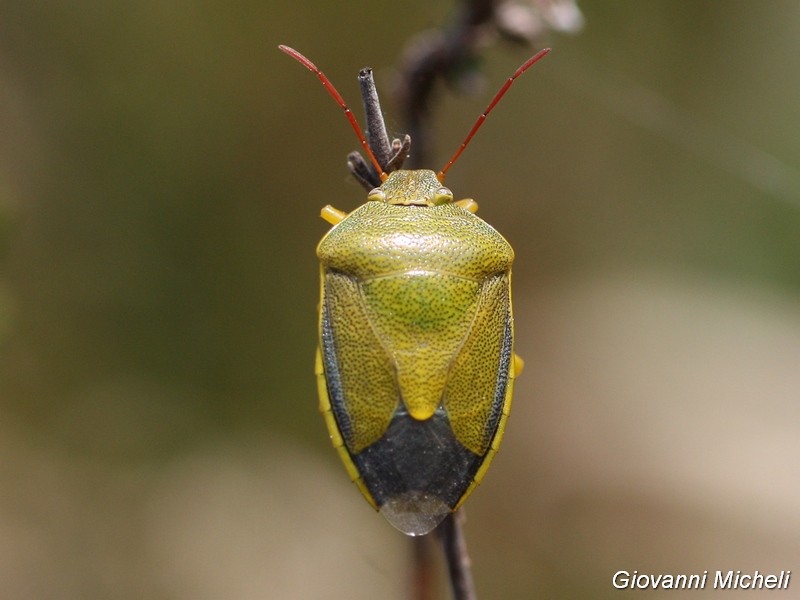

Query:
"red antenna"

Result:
[[437, 48, 551, 182], [279, 45, 388, 182]]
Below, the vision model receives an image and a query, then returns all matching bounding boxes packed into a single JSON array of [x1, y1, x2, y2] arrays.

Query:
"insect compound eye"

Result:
[[433, 186, 453, 205], [367, 188, 386, 202]]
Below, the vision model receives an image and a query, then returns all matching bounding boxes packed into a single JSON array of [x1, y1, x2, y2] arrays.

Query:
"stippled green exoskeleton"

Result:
[[280, 45, 549, 535]]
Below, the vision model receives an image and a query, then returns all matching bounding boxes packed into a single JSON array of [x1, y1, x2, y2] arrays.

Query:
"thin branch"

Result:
[[349, 70, 411, 189], [411, 536, 438, 600], [394, 0, 583, 168], [436, 511, 477, 600], [359, 68, 393, 168], [343, 3, 584, 599], [395, 0, 497, 168]]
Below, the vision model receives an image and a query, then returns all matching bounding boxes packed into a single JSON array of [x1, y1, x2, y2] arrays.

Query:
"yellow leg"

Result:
[[320, 205, 348, 225], [513, 353, 524, 376], [454, 198, 479, 214]]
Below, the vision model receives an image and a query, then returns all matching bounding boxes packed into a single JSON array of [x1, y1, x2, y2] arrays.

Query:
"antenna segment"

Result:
[[437, 48, 551, 182], [279, 45, 388, 181]]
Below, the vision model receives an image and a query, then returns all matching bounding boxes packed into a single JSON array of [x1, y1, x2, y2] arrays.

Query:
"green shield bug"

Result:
[[280, 45, 549, 536]]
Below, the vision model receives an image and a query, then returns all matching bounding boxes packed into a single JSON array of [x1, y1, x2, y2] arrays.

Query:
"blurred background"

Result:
[[1, 1, 798, 598]]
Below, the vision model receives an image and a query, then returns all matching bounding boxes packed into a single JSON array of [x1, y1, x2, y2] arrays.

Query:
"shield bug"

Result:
[[280, 44, 549, 536]]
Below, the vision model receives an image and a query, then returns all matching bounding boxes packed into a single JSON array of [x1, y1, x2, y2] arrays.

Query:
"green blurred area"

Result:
[[0, 1, 798, 598]]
